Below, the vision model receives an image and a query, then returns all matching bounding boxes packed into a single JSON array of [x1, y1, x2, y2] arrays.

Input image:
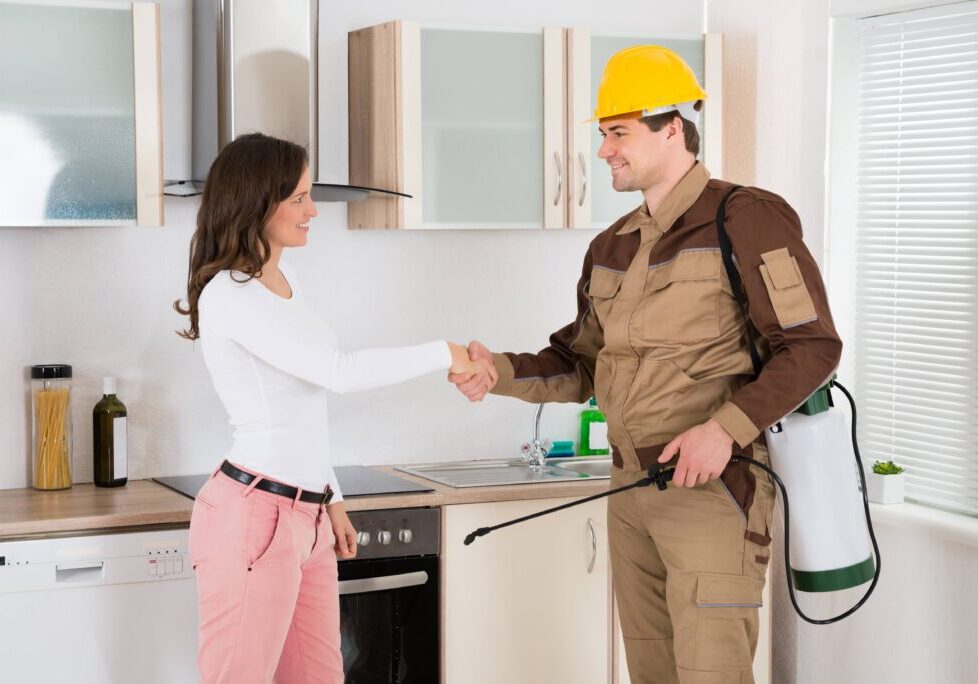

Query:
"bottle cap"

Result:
[[589, 397, 597, 407], [103, 377, 117, 395]]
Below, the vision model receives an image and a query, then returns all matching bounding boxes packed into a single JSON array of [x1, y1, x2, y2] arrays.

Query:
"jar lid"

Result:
[[31, 364, 72, 379]]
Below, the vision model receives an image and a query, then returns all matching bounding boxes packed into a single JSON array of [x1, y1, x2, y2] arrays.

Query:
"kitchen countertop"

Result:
[[0, 480, 195, 538], [0, 466, 612, 539]]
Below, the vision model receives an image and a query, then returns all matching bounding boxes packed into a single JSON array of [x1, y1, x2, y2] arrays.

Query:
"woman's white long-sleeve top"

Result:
[[198, 263, 451, 500]]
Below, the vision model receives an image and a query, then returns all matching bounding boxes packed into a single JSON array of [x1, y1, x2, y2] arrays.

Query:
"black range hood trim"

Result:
[[163, 181, 411, 202], [311, 183, 412, 203]]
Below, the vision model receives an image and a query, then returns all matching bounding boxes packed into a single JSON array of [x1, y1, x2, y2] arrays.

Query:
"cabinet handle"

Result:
[[553, 151, 563, 207], [578, 152, 588, 207], [586, 518, 597, 574]]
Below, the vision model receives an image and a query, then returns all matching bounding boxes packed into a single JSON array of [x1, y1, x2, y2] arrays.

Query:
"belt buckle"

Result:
[[320, 486, 334, 506]]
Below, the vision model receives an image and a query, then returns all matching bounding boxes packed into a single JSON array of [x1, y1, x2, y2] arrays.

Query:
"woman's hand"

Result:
[[326, 501, 358, 559], [447, 341, 498, 400], [448, 340, 497, 401]]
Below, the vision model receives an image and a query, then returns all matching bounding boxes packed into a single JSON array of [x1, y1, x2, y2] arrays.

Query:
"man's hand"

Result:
[[657, 419, 735, 488], [448, 340, 497, 402]]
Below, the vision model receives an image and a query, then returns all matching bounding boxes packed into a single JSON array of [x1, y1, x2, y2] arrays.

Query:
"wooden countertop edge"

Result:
[[0, 467, 612, 538]]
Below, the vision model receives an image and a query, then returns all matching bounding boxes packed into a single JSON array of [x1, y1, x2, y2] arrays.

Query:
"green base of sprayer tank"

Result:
[[791, 556, 875, 592], [795, 375, 837, 416]]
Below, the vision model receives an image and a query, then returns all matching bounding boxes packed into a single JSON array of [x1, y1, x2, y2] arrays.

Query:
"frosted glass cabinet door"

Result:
[[347, 21, 564, 230], [0, 1, 162, 226], [420, 27, 562, 229], [568, 32, 720, 229]]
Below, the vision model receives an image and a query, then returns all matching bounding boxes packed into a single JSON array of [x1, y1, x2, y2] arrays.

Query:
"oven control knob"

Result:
[[398, 529, 413, 544], [378, 531, 392, 545], [356, 531, 371, 547]]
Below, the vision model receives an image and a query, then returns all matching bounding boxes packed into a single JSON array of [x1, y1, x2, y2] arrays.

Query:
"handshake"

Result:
[[447, 341, 498, 402]]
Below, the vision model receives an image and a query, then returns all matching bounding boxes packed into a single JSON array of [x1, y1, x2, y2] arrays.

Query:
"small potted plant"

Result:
[[865, 460, 905, 504]]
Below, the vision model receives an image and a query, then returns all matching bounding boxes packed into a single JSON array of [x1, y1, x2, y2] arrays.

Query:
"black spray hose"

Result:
[[464, 379, 881, 624], [463, 465, 674, 545]]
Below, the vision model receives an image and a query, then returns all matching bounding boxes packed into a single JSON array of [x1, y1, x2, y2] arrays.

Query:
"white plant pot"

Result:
[[865, 471, 905, 504]]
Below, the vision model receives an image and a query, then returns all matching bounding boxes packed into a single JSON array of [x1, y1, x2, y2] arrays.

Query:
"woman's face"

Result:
[[264, 166, 317, 250]]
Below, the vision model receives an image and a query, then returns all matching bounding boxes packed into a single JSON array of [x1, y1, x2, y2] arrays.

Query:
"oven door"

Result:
[[339, 555, 439, 684]]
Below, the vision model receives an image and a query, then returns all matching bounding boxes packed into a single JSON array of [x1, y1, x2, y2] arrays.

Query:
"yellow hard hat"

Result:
[[590, 45, 706, 121]]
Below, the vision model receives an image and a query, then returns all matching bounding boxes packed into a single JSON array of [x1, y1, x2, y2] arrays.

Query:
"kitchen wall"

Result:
[[0, 229, 38, 488], [0, 0, 706, 488]]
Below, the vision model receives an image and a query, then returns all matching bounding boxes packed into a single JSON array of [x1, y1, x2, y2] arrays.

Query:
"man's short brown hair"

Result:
[[640, 104, 701, 156]]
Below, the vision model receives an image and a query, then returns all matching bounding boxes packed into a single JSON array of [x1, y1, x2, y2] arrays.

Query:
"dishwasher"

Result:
[[0, 525, 198, 684]]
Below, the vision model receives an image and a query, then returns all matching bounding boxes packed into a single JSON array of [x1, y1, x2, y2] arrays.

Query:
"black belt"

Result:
[[220, 460, 334, 506]]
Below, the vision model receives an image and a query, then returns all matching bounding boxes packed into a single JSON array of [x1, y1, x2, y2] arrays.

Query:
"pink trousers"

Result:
[[188, 465, 344, 683]]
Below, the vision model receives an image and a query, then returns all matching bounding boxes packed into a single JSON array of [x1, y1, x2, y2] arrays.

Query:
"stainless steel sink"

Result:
[[546, 457, 613, 478], [395, 457, 612, 488]]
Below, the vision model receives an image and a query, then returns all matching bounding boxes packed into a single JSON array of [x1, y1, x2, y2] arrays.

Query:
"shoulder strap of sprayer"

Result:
[[715, 185, 763, 377]]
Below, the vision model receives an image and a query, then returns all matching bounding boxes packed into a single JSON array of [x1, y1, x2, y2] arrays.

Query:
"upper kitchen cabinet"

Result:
[[348, 22, 721, 231], [0, 1, 162, 227], [348, 21, 565, 230]]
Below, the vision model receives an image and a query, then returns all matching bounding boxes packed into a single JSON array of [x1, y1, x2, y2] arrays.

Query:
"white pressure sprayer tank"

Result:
[[765, 391, 876, 593]]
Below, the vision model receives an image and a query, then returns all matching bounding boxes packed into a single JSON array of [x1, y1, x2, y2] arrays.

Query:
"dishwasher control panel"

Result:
[[0, 527, 192, 594], [147, 542, 185, 577]]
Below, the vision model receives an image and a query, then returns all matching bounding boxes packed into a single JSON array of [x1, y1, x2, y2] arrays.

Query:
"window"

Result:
[[851, 2, 978, 515]]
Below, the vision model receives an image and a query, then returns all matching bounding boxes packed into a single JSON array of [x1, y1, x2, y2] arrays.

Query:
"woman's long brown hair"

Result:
[[174, 133, 308, 340]]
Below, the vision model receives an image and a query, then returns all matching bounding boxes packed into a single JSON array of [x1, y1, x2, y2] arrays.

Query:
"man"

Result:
[[451, 45, 841, 683]]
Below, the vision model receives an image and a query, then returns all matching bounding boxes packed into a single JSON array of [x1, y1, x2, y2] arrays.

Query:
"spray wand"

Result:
[[463, 463, 674, 546]]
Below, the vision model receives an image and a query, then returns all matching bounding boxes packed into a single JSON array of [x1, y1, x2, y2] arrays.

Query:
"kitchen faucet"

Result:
[[520, 403, 551, 469]]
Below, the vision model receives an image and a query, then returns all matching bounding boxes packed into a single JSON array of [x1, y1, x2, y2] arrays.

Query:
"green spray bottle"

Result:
[[578, 397, 610, 456]]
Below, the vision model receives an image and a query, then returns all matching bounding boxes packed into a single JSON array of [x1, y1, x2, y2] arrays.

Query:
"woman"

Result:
[[175, 133, 494, 683]]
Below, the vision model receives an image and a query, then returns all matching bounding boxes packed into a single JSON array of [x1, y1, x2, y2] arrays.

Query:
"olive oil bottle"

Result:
[[93, 377, 128, 487]]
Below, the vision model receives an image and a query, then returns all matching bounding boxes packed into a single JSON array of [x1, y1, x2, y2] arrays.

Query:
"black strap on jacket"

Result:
[[715, 185, 764, 377]]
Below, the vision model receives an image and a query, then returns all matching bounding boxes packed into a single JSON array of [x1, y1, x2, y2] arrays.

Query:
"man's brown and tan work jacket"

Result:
[[491, 163, 843, 473]]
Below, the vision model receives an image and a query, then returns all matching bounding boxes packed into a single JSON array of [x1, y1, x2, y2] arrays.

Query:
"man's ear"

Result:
[[666, 115, 684, 143]]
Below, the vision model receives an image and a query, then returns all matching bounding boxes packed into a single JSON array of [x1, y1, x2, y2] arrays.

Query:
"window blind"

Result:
[[854, 2, 978, 515]]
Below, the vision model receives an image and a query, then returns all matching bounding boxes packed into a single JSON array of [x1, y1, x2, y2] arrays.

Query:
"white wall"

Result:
[[791, 516, 978, 684], [0, 0, 705, 488], [0, 230, 40, 487]]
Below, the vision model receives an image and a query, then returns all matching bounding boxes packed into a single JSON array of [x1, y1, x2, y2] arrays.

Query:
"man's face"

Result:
[[597, 113, 672, 193]]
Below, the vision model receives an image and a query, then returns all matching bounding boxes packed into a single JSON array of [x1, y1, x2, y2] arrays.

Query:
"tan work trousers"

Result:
[[609, 445, 775, 684]]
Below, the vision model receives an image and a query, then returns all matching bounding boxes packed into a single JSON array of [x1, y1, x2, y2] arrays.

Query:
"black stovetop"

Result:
[[154, 465, 433, 500]]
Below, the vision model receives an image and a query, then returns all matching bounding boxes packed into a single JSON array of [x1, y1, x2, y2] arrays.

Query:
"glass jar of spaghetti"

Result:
[[31, 364, 73, 490]]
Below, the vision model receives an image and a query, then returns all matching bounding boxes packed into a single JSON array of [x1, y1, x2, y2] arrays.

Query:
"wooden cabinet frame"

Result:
[[349, 22, 722, 231]]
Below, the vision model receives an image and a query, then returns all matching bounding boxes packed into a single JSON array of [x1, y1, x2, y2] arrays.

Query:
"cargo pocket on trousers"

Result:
[[759, 248, 817, 329], [694, 572, 764, 670]]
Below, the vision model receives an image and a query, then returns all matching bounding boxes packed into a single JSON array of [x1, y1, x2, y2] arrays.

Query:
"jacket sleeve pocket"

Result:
[[759, 248, 818, 329]]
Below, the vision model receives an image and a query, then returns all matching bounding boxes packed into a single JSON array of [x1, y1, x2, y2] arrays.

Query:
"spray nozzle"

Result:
[[637, 463, 675, 491]]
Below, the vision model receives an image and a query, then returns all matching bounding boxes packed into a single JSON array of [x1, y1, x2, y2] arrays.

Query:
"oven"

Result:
[[340, 507, 440, 684]]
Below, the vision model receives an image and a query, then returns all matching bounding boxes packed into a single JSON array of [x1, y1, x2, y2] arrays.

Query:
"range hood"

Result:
[[165, 0, 406, 202]]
